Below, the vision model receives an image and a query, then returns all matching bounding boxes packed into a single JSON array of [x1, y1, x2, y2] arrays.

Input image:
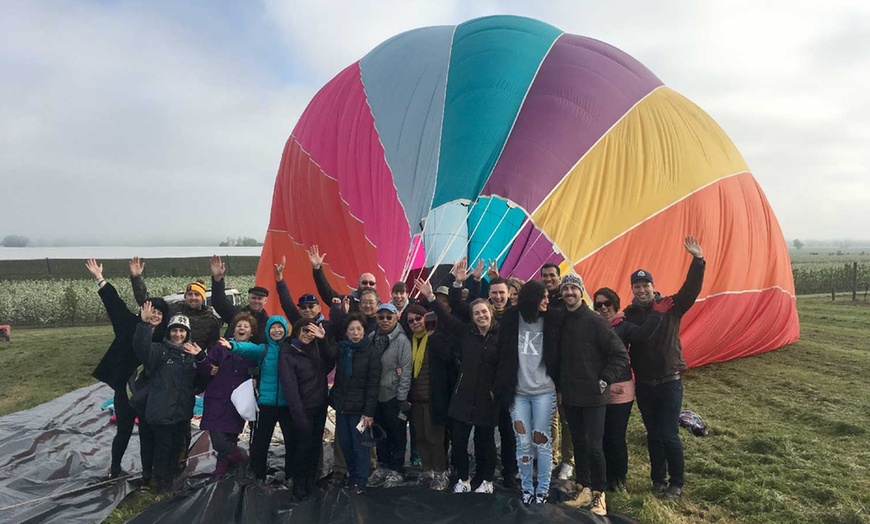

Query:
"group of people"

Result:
[[87, 234, 705, 517]]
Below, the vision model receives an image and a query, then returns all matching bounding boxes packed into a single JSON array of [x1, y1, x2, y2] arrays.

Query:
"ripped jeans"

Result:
[[510, 391, 557, 495]]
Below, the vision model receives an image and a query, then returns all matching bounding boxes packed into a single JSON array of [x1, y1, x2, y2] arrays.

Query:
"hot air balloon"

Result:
[[256, 15, 799, 367]]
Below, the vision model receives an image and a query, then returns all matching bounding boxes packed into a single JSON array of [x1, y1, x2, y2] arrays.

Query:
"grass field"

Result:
[[1, 296, 868, 523]]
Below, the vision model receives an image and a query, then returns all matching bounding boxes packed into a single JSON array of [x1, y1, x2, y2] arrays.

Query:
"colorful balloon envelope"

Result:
[[257, 15, 799, 367]]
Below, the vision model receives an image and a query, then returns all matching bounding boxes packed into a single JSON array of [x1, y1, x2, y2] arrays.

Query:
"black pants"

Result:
[[251, 405, 292, 480], [210, 431, 240, 459], [375, 398, 408, 471], [287, 405, 327, 497], [451, 419, 495, 482], [152, 421, 188, 493], [497, 407, 517, 477], [138, 420, 155, 482], [635, 380, 685, 488], [603, 401, 633, 486], [563, 404, 607, 492], [111, 388, 136, 475]]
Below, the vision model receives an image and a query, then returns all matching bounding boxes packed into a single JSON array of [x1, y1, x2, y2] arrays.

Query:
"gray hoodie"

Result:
[[373, 326, 412, 403]]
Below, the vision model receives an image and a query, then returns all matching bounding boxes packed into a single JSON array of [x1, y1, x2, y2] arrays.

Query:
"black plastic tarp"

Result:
[[127, 480, 636, 524]]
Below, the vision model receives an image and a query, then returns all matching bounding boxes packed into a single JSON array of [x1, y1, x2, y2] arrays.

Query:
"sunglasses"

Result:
[[298, 303, 318, 310], [377, 314, 395, 321], [360, 280, 377, 286], [407, 315, 423, 323], [594, 300, 613, 309]]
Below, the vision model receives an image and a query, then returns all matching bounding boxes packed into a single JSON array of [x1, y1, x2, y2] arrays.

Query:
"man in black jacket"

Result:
[[307, 245, 378, 312], [623, 235, 705, 499], [558, 274, 628, 516]]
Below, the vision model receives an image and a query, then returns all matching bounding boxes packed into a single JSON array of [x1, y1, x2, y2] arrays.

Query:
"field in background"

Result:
[[0, 256, 260, 280], [1, 297, 867, 523]]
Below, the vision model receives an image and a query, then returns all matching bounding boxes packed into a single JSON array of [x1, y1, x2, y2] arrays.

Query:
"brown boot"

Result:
[[591, 490, 607, 516], [564, 486, 593, 508]]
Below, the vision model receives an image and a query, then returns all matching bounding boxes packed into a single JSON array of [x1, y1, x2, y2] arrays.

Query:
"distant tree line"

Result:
[[1, 235, 30, 247], [219, 236, 262, 247]]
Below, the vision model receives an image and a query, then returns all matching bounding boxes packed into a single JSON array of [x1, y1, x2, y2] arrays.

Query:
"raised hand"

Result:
[[307, 245, 325, 270], [308, 323, 326, 339], [210, 255, 226, 280], [183, 342, 202, 356], [218, 337, 232, 349], [129, 257, 145, 277], [140, 301, 154, 322], [652, 296, 674, 313], [684, 235, 703, 258], [273, 255, 286, 282], [85, 258, 104, 280], [486, 259, 499, 280], [471, 258, 485, 281], [454, 257, 468, 284], [414, 277, 434, 300], [341, 295, 350, 314]]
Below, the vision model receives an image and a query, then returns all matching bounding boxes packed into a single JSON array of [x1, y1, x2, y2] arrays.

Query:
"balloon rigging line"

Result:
[[467, 201, 516, 269]]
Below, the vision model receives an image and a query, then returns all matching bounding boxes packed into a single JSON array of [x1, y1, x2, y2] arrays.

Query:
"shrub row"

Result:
[[0, 257, 261, 281], [792, 263, 870, 295], [0, 275, 255, 325]]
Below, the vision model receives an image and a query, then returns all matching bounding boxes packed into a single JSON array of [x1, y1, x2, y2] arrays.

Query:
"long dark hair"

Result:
[[518, 280, 547, 323]]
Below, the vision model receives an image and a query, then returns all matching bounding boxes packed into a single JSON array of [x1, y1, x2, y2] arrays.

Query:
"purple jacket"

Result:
[[196, 342, 259, 434]]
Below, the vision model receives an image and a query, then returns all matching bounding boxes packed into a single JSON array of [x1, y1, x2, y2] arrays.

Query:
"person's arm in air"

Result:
[[132, 302, 164, 371], [129, 257, 149, 306], [87, 259, 135, 335], [209, 255, 240, 324], [671, 235, 706, 317], [308, 245, 341, 304], [274, 256, 302, 324]]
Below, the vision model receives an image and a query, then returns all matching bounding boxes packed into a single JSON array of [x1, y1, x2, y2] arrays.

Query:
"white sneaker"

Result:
[[557, 462, 574, 481], [474, 480, 494, 494], [453, 478, 471, 493]]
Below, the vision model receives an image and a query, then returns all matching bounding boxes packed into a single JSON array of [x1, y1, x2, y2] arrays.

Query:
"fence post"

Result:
[[831, 284, 835, 302], [46, 257, 51, 276], [853, 262, 858, 302]]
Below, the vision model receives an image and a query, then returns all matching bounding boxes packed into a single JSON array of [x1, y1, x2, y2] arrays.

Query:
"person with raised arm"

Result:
[[132, 302, 205, 494], [415, 275, 499, 495], [85, 258, 169, 483], [307, 245, 378, 313], [622, 235, 706, 499]]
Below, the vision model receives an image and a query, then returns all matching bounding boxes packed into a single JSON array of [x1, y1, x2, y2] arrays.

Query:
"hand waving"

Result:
[[129, 257, 145, 277], [684, 235, 703, 259], [307, 245, 325, 270]]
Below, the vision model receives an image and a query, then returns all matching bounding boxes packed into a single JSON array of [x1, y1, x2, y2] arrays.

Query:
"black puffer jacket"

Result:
[[610, 311, 664, 382], [623, 256, 705, 383], [92, 283, 165, 391], [330, 337, 381, 417], [559, 303, 629, 407], [132, 275, 222, 349], [494, 307, 562, 409], [428, 297, 500, 428], [132, 322, 205, 425], [278, 337, 335, 429]]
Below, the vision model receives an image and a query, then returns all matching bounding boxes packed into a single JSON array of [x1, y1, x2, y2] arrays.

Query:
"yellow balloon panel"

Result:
[[531, 87, 749, 265]]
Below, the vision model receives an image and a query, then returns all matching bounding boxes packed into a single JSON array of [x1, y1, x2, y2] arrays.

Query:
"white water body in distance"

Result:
[[0, 246, 263, 260]]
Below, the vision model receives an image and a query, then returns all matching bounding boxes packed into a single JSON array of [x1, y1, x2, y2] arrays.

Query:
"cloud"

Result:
[[0, 0, 867, 245]]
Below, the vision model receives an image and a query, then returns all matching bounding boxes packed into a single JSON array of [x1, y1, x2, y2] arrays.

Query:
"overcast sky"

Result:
[[1, 0, 867, 245]]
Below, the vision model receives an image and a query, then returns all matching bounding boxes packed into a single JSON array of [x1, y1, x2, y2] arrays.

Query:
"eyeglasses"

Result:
[[377, 314, 395, 321], [298, 303, 318, 310], [594, 300, 613, 309], [360, 301, 378, 306], [360, 280, 377, 286], [407, 315, 423, 323]]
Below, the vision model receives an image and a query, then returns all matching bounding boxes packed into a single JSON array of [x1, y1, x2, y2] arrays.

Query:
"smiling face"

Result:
[[269, 323, 286, 341], [631, 280, 655, 305], [184, 290, 203, 309], [538, 294, 549, 313], [358, 273, 377, 292], [233, 320, 253, 342], [471, 302, 493, 332], [407, 312, 425, 334], [298, 325, 315, 344], [169, 327, 188, 345], [594, 294, 616, 320], [149, 309, 164, 328], [508, 286, 519, 307], [247, 293, 267, 312], [298, 301, 321, 320], [391, 289, 408, 309], [541, 267, 561, 291], [489, 283, 509, 310], [346, 320, 365, 343], [561, 285, 583, 311], [359, 292, 379, 318]]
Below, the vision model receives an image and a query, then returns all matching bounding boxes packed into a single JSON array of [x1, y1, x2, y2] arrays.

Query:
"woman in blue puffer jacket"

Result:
[[228, 315, 290, 480]]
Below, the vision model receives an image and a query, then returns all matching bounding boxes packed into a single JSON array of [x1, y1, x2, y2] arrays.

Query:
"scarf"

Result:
[[341, 337, 368, 379], [411, 331, 428, 378]]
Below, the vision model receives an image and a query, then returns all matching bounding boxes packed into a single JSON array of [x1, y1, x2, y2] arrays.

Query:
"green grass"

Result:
[[2, 297, 868, 523]]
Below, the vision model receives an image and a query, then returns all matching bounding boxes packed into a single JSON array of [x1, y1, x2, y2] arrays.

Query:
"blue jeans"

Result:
[[335, 413, 372, 488], [635, 379, 684, 488], [510, 391, 556, 495]]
